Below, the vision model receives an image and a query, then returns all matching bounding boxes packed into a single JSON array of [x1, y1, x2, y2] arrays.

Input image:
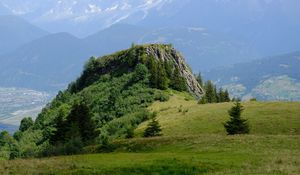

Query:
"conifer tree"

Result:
[[224, 102, 249, 135], [214, 85, 218, 103], [156, 64, 169, 90], [196, 73, 204, 87], [19, 117, 33, 132], [66, 100, 98, 143], [218, 88, 225, 102], [148, 57, 159, 88], [51, 100, 98, 145], [205, 80, 216, 103], [143, 117, 162, 137], [170, 67, 186, 91], [224, 90, 231, 102]]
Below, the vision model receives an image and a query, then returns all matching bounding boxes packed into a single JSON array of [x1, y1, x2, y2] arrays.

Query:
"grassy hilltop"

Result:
[[1, 92, 299, 175]]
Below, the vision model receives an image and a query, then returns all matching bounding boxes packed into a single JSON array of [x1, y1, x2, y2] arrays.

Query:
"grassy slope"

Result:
[[1, 92, 299, 175]]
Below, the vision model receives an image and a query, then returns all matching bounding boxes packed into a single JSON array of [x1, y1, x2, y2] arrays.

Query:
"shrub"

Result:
[[198, 97, 207, 104]]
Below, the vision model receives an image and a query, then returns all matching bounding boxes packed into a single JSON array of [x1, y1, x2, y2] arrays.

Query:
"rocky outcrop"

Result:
[[144, 44, 204, 98]]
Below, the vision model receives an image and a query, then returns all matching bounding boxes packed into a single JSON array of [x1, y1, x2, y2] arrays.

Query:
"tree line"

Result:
[[195, 73, 231, 104]]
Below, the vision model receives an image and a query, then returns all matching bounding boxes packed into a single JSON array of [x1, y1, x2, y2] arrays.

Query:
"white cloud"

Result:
[[105, 4, 119, 12], [85, 4, 102, 14]]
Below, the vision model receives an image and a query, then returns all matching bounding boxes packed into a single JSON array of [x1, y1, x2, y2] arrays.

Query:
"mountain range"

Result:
[[205, 51, 300, 101], [0, 15, 48, 55], [1, 0, 299, 58], [0, 21, 259, 91]]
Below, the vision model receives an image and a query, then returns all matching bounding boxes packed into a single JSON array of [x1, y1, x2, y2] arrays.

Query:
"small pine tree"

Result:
[[170, 67, 186, 91], [156, 64, 169, 90], [143, 117, 162, 137], [224, 102, 250, 135], [204, 80, 216, 103], [214, 85, 219, 103], [224, 90, 231, 102], [196, 73, 204, 87], [218, 88, 225, 103]]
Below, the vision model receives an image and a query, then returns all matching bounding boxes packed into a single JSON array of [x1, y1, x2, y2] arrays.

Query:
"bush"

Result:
[[198, 97, 207, 104], [154, 91, 170, 102], [223, 102, 250, 135]]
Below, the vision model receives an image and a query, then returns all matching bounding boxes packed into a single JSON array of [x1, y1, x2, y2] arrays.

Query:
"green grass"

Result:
[[1, 92, 299, 175], [136, 92, 300, 136]]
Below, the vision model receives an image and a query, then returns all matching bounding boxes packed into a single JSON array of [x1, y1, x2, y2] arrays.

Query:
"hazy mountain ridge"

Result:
[[0, 15, 48, 55], [0, 0, 169, 37], [0, 23, 258, 91], [0, 32, 86, 90], [205, 51, 300, 100]]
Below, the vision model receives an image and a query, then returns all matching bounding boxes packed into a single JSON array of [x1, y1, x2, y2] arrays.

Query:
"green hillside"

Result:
[[1, 93, 299, 174], [137, 91, 300, 136], [0, 44, 299, 174], [0, 44, 202, 159]]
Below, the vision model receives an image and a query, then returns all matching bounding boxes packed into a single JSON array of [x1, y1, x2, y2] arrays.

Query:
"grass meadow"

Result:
[[1, 92, 299, 174]]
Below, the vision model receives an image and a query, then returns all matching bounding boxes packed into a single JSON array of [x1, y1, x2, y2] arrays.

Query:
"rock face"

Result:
[[144, 44, 204, 98], [76, 44, 204, 98]]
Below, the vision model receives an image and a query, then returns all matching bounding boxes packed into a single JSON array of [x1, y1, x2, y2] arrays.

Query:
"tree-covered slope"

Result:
[[0, 44, 203, 159]]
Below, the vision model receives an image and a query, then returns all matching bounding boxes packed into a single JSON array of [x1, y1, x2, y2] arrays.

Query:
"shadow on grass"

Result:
[[66, 159, 221, 175]]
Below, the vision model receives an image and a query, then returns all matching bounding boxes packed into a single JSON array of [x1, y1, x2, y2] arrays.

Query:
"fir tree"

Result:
[[214, 85, 218, 103], [19, 117, 33, 132], [66, 100, 98, 143], [170, 67, 186, 91], [205, 80, 216, 103], [224, 102, 250, 135], [143, 117, 162, 137], [196, 73, 204, 87], [218, 88, 225, 102], [224, 90, 231, 102], [156, 63, 169, 90], [148, 57, 159, 88]]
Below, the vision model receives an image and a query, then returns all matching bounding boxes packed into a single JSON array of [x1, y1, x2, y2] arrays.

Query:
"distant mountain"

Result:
[[205, 51, 300, 101], [1, 0, 299, 73], [0, 24, 148, 91], [84, 24, 150, 56], [0, 15, 48, 55], [0, 23, 259, 91], [3, 0, 300, 55], [138, 27, 258, 71], [138, 0, 300, 57], [0, 32, 86, 90], [0, 0, 168, 37]]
